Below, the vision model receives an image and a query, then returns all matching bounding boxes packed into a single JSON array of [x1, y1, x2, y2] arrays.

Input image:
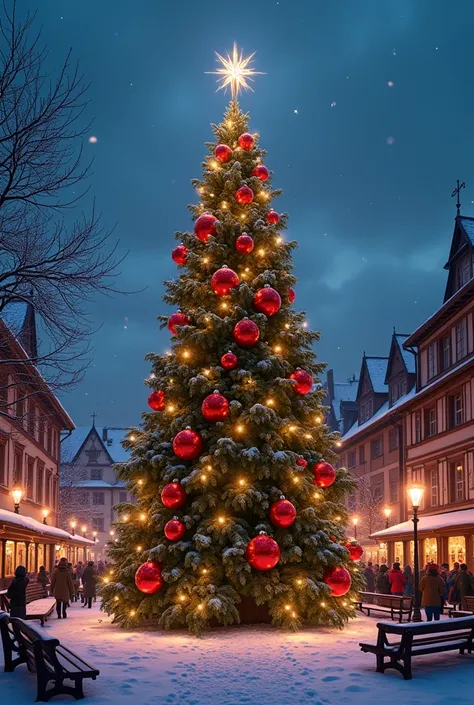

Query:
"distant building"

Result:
[[0, 301, 92, 587], [60, 423, 132, 559], [324, 370, 358, 434]]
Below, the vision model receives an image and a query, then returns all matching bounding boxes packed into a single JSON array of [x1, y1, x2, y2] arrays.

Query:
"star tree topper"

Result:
[[207, 43, 264, 98]]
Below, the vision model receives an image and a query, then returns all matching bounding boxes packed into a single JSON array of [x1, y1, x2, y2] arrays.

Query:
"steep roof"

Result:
[[61, 426, 132, 465], [394, 334, 416, 374], [330, 379, 358, 432], [365, 357, 389, 394], [459, 216, 474, 246], [0, 300, 38, 359], [0, 301, 29, 336]]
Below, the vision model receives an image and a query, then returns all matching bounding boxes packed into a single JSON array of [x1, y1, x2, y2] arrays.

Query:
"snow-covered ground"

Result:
[[1, 603, 473, 705]]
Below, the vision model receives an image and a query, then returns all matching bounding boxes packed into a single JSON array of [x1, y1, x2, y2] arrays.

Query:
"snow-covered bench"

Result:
[[355, 591, 413, 623], [360, 616, 474, 679], [0, 611, 100, 701], [449, 595, 474, 618], [1, 582, 55, 627]]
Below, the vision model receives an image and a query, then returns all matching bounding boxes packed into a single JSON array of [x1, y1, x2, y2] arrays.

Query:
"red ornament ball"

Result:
[[323, 566, 352, 596], [194, 213, 218, 242], [168, 311, 190, 335], [215, 144, 232, 163], [289, 369, 313, 395], [269, 498, 296, 528], [235, 233, 254, 254], [172, 429, 204, 461], [238, 133, 254, 151], [161, 482, 186, 509], [233, 319, 260, 348], [164, 519, 186, 542], [346, 542, 364, 561], [312, 461, 336, 488], [288, 287, 296, 304], [202, 391, 229, 422], [172, 244, 188, 265], [245, 534, 280, 571], [148, 390, 165, 411], [252, 165, 269, 181], [253, 286, 282, 317], [235, 185, 254, 205], [296, 457, 308, 469], [135, 561, 163, 595], [266, 210, 280, 224], [221, 351, 238, 370], [211, 266, 239, 296]]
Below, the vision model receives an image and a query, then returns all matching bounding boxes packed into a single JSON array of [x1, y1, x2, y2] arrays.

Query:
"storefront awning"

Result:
[[372, 508, 474, 540], [0, 508, 95, 546]]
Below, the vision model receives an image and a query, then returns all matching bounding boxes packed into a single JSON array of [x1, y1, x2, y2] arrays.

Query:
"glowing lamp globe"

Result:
[[266, 210, 279, 225], [289, 369, 313, 395], [211, 266, 239, 296], [172, 428, 204, 461], [221, 351, 238, 370], [253, 286, 282, 317], [164, 519, 186, 542], [202, 391, 229, 422], [161, 482, 186, 509], [245, 534, 280, 571], [252, 164, 269, 181], [296, 458, 308, 469], [288, 288, 296, 303], [312, 461, 336, 488], [194, 213, 218, 242], [238, 133, 254, 151], [235, 185, 254, 205], [323, 566, 352, 596], [215, 144, 232, 163], [147, 390, 165, 411], [269, 498, 296, 528], [233, 319, 260, 348], [167, 311, 190, 335], [135, 561, 163, 595], [346, 541, 364, 561], [172, 245, 188, 265], [235, 234, 254, 254]]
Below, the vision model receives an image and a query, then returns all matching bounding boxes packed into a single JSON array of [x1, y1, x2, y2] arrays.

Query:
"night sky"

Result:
[[23, 0, 474, 428]]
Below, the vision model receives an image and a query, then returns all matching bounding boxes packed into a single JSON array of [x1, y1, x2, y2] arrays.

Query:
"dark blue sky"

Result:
[[25, 0, 474, 427]]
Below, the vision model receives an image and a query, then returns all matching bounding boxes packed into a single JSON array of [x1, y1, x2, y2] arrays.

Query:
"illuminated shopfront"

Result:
[[449, 536, 466, 565], [424, 537, 438, 565]]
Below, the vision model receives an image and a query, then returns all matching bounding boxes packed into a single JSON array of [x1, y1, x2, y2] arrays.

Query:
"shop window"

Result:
[[5, 541, 14, 576], [424, 538, 438, 565], [394, 542, 404, 565], [449, 536, 466, 565], [16, 542, 26, 568], [37, 544, 45, 569]]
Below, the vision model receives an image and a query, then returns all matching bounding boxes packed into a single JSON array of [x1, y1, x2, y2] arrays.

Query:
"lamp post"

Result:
[[352, 516, 359, 540], [70, 520, 76, 536], [12, 488, 23, 514], [93, 531, 98, 544], [407, 484, 425, 623], [383, 507, 392, 529], [42, 508, 49, 525], [81, 525, 87, 538]]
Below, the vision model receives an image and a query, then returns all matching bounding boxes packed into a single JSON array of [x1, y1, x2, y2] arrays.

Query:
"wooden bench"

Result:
[[0, 611, 100, 701], [360, 616, 474, 679], [1, 582, 56, 627], [355, 591, 413, 623], [450, 595, 474, 618]]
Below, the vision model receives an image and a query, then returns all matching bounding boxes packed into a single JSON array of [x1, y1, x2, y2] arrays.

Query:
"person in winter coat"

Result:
[[7, 565, 29, 619], [363, 562, 376, 592], [389, 562, 407, 596], [36, 566, 49, 596], [81, 561, 97, 608], [419, 565, 445, 621], [403, 565, 414, 596], [455, 564, 474, 608], [50, 557, 74, 618], [375, 564, 391, 594]]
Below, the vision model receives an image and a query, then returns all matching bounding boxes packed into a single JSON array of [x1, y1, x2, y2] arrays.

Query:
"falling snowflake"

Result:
[[387, 81, 394, 87], [293, 109, 298, 114], [386, 136, 395, 145], [393, 49, 397, 56], [88, 136, 98, 143], [330, 101, 336, 108]]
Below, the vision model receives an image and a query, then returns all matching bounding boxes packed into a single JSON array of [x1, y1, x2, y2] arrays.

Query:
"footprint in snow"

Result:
[[321, 676, 340, 682], [345, 685, 368, 693]]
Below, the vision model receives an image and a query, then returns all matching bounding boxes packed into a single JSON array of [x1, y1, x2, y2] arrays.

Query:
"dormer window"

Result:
[[360, 397, 373, 422], [427, 342, 437, 380], [456, 253, 472, 290]]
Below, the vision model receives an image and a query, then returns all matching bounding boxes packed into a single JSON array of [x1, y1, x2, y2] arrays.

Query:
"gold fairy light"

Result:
[[207, 43, 264, 98]]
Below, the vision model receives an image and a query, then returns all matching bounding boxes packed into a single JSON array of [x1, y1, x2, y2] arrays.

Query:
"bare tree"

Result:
[[0, 2, 126, 416], [59, 458, 101, 532], [352, 475, 385, 541]]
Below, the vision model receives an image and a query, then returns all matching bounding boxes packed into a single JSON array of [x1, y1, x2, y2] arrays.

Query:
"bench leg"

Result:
[[36, 679, 85, 702], [402, 656, 412, 680], [376, 654, 384, 673]]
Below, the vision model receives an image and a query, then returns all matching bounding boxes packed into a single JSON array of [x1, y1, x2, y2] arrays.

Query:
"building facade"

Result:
[[60, 424, 132, 559], [0, 302, 92, 587]]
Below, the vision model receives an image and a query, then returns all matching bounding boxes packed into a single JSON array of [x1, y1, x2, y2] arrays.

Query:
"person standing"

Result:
[[389, 562, 407, 596], [50, 557, 74, 618], [419, 565, 445, 621], [81, 561, 97, 608], [375, 564, 391, 594], [455, 564, 474, 609], [36, 566, 49, 596], [7, 566, 29, 619], [403, 565, 414, 596], [364, 562, 376, 592]]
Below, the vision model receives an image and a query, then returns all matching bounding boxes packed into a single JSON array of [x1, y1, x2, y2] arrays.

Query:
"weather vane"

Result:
[[206, 43, 264, 99]]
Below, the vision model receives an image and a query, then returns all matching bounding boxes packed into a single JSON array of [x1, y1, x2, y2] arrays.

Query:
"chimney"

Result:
[[327, 369, 335, 402], [102, 427, 108, 442]]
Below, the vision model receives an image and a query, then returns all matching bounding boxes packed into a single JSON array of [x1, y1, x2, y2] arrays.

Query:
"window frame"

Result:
[[347, 451, 356, 469], [441, 334, 451, 371], [371, 436, 383, 459], [427, 342, 437, 380], [414, 411, 422, 444], [456, 318, 467, 362], [90, 468, 103, 481], [358, 445, 366, 464], [92, 491, 105, 506]]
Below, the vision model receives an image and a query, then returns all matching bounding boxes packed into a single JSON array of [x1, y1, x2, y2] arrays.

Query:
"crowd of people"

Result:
[[362, 560, 474, 620], [6, 558, 111, 620]]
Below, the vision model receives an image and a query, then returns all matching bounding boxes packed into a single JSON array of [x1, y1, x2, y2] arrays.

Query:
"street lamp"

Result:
[[383, 506, 392, 529], [407, 484, 425, 623], [42, 508, 49, 525], [70, 519, 77, 536], [12, 488, 23, 514], [81, 525, 87, 538], [352, 516, 359, 540], [93, 531, 98, 544]]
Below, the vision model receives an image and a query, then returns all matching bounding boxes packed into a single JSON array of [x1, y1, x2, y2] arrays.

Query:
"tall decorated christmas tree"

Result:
[[102, 47, 363, 635]]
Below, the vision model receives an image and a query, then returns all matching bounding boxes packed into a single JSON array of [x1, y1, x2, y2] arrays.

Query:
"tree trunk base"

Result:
[[237, 596, 272, 624]]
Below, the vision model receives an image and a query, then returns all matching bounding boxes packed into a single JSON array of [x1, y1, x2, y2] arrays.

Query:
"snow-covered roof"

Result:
[[394, 335, 416, 374], [0, 301, 28, 337], [459, 216, 474, 246], [0, 508, 94, 545], [372, 508, 474, 538], [342, 386, 416, 442], [61, 426, 131, 464], [76, 480, 126, 489], [331, 379, 358, 432], [366, 357, 389, 394]]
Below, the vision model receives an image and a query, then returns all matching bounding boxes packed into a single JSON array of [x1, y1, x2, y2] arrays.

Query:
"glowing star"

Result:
[[207, 43, 264, 98], [88, 136, 98, 143]]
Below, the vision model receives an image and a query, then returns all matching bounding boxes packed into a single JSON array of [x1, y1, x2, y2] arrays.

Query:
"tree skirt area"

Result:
[[1, 603, 473, 705]]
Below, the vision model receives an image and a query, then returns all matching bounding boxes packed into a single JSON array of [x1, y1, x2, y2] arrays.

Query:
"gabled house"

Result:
[[324, 370, 358, 434], [443, 215, 474, 301], [357, 356, 389, 424]]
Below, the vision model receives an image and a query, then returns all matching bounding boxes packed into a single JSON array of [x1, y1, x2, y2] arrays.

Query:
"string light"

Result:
[[210, 159, 219, 170], [320, 601, 326, 608], [313, 492, 321, 500], [296, 579, 303, 586], [292, 476, 300, 484], [179, 594, 187, 602], [266, 398, 275, 407], [304, 433, 312, 439], [206, 464, 212, 471], [149, 372, 156, 380], [244, 267, 250, 273], [284, 323, 290, 330], [336, 440, 342, 447], [235, 424, 244, 434], [166, 404, 176, 413], [335, 516, 341, 522], [291, 611, 297, 618], [182, 349, 191, 359], [103, 577, 109, 584], [284, 604, 291, 611], [203, 257, 209, 264], [275, 236, 282, 244], [130, 610, 136, 616], [258, 248, 265, 256], [260, 191, 269, 199], [129, 434, 136, 442], [203, 368, 211, 376], [221, 201, 228, 209], [137, 479, 143, 486], [122, 515, 129, 522], [240, 214, 246, 220], [314, 416, 322, 424], [342, 600, 348, 606], [217, 516, 225, 525], [114, 596, 119, 602], [274, 345, 282, 354], [220, 302, 229, 310], [209, 192, 215, 197], [302, 321, 308, 328], [201, 568, 208, 575], [238, 478, 246, 487], [197, 604, 204, 611], [139, 513, 147, 521], [289, 425, 297, 432], [136, 545, 142, 552], [200, 473, 207, 482], [198, 187, 204, 194], [226, 120, 233, 127]]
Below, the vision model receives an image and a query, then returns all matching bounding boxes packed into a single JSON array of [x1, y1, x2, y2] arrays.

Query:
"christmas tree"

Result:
[[102, 47, 363, 635]]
